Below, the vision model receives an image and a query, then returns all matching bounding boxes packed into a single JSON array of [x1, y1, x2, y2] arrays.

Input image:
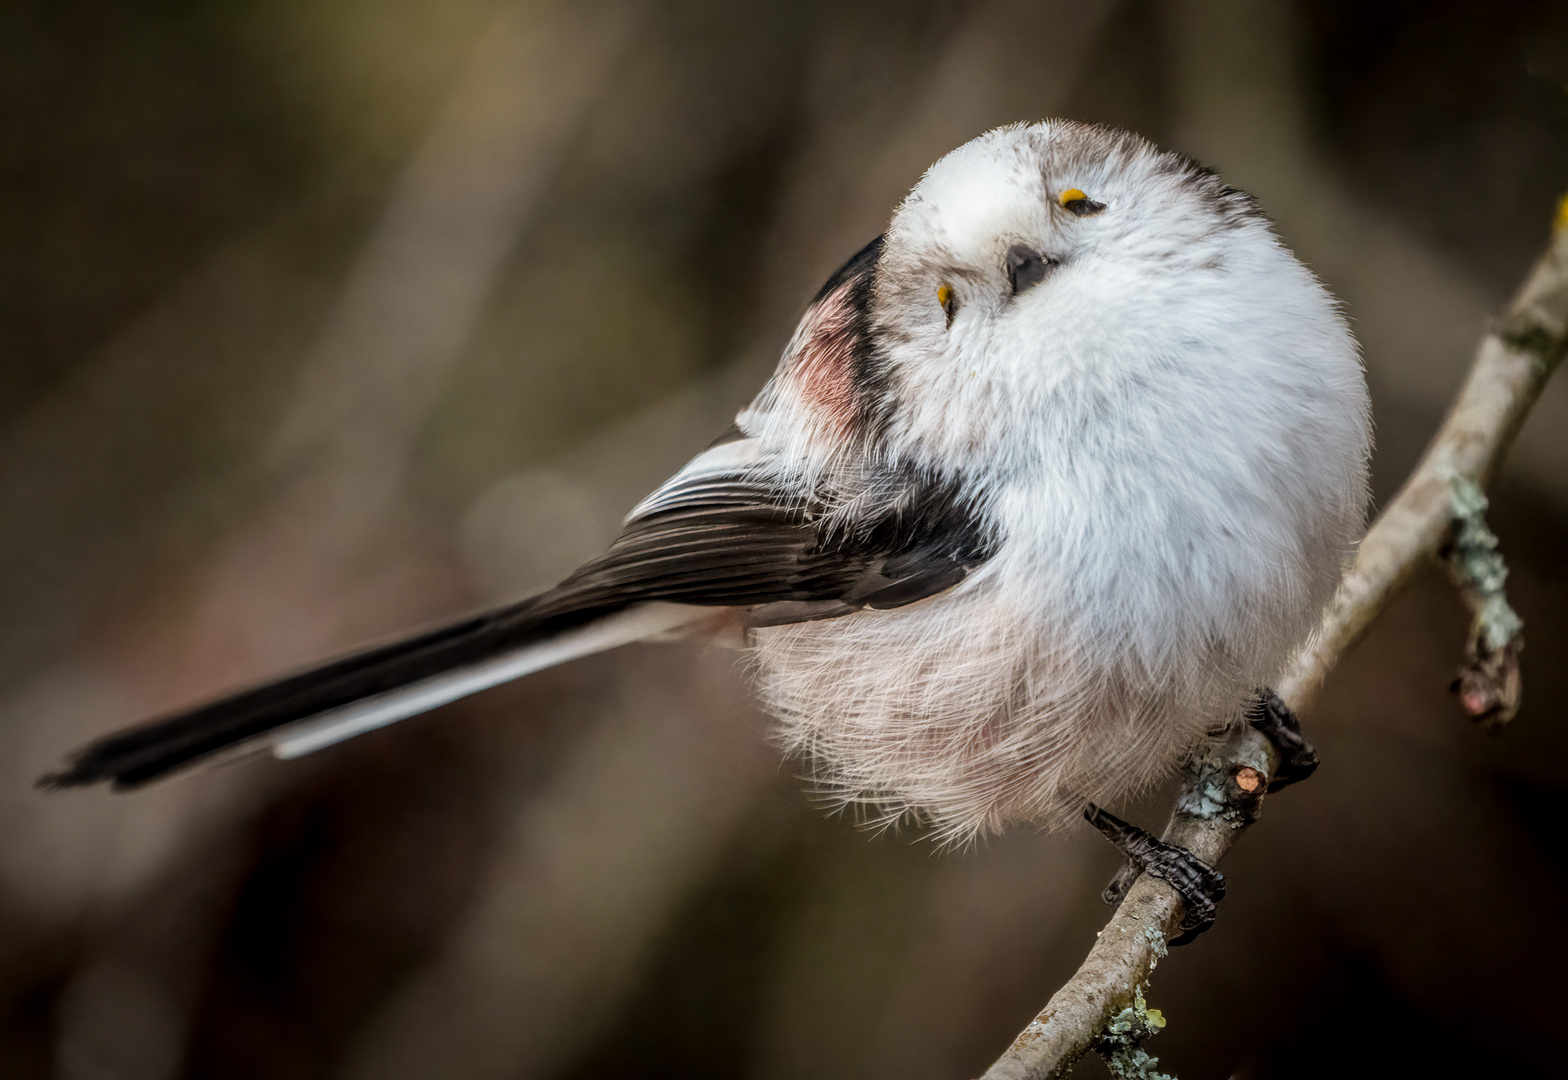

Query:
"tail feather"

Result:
[[270, 603, 700, 759], [40, 599, 702, 790]]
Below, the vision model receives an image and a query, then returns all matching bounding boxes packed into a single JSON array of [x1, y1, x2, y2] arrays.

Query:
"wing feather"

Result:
[[545, 438, 993, 618]]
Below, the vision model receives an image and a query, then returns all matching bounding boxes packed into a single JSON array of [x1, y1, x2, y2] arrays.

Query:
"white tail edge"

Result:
[[270, 602, 705, 760]]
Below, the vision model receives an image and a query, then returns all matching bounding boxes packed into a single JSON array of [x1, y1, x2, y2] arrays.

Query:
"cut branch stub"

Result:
[[978, 726, 1276, 1080]]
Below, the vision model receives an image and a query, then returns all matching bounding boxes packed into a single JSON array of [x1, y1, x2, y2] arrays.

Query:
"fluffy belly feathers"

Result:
[[750, 553, 1270, 842]]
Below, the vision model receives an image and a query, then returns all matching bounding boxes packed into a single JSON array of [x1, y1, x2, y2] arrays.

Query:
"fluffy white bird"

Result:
[[46, 121, 1370, 926]]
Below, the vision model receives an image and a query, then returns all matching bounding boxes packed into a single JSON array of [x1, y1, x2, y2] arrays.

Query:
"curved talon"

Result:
[[1248, 688, 1319, 791], [1083, 804, 1227, 946]]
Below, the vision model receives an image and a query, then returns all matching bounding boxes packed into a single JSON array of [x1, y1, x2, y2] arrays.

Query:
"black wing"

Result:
[[43, 445, 993, 789], [546, 453, 992, 620]]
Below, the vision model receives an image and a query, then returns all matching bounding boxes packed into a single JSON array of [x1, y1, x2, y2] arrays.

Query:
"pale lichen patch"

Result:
[[1097, 986, 1175, 1080]]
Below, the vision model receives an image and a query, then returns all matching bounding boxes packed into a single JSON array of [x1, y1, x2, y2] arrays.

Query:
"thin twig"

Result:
[[979, 205, 1568, 1080], [1444, 477, 1524, 728]]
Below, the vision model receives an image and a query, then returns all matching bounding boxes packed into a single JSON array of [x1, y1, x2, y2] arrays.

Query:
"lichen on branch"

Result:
[[1444, 476, 1524, 727]]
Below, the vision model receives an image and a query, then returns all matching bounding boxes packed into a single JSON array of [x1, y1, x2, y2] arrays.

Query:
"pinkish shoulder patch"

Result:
[[788, 283, 862, 435]]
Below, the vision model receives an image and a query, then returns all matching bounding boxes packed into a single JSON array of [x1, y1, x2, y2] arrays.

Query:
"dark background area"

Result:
[[3, 1, 1567, 1077]]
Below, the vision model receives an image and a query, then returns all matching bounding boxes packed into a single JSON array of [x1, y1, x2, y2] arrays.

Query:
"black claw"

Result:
[[1084, 804, 1226, 945], [1247, 688, 1319, 792]]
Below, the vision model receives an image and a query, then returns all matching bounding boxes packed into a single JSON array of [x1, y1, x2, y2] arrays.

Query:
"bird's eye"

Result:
[[1058, 188, 1106, 216], [937, 283, 958, 326], [1006, 244, 1056, 295]]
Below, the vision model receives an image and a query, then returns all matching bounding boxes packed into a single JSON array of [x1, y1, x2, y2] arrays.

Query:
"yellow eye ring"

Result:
[[1058, 188, 1106, 216], [936, 283, 958, 327]]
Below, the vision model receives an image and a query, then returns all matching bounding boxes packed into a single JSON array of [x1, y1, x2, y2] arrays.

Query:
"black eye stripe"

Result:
[[1006, 244, 1057, 295]]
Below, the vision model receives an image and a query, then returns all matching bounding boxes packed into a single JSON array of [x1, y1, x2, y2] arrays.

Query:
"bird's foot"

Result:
[[1085, 804, 1226, 947], [1247, 688, 1318, 792]]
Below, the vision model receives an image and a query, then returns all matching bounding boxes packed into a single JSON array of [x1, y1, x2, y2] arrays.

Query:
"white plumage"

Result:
[[49, 121, 1370, 850], [736, 121, 1369, 840]]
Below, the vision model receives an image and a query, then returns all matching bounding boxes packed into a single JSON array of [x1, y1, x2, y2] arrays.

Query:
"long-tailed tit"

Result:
[[44, 121, 1370, 935]]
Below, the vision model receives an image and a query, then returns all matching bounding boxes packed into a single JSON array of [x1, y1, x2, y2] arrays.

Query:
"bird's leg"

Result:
[[1247, 687, 1318, 792], [1084, 804, 1226, 946], [1086, 691, 1312, 944]]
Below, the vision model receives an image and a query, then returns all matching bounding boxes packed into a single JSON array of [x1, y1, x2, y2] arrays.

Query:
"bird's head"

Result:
[[756, 121, 1346, 473]]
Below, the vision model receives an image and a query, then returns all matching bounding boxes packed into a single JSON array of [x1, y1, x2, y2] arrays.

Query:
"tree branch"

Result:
[[979, 206, 1568, 1080]]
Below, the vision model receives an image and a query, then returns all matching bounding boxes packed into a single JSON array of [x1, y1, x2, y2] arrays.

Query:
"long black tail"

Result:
[[39, 596, 696, 791]]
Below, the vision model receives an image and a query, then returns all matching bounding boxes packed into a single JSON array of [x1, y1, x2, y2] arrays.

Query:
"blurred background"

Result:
[[3, 0, 1568, 1077]]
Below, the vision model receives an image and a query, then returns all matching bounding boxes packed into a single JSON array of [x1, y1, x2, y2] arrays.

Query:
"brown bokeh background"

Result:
[[4, 1, 1568, 1077]]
